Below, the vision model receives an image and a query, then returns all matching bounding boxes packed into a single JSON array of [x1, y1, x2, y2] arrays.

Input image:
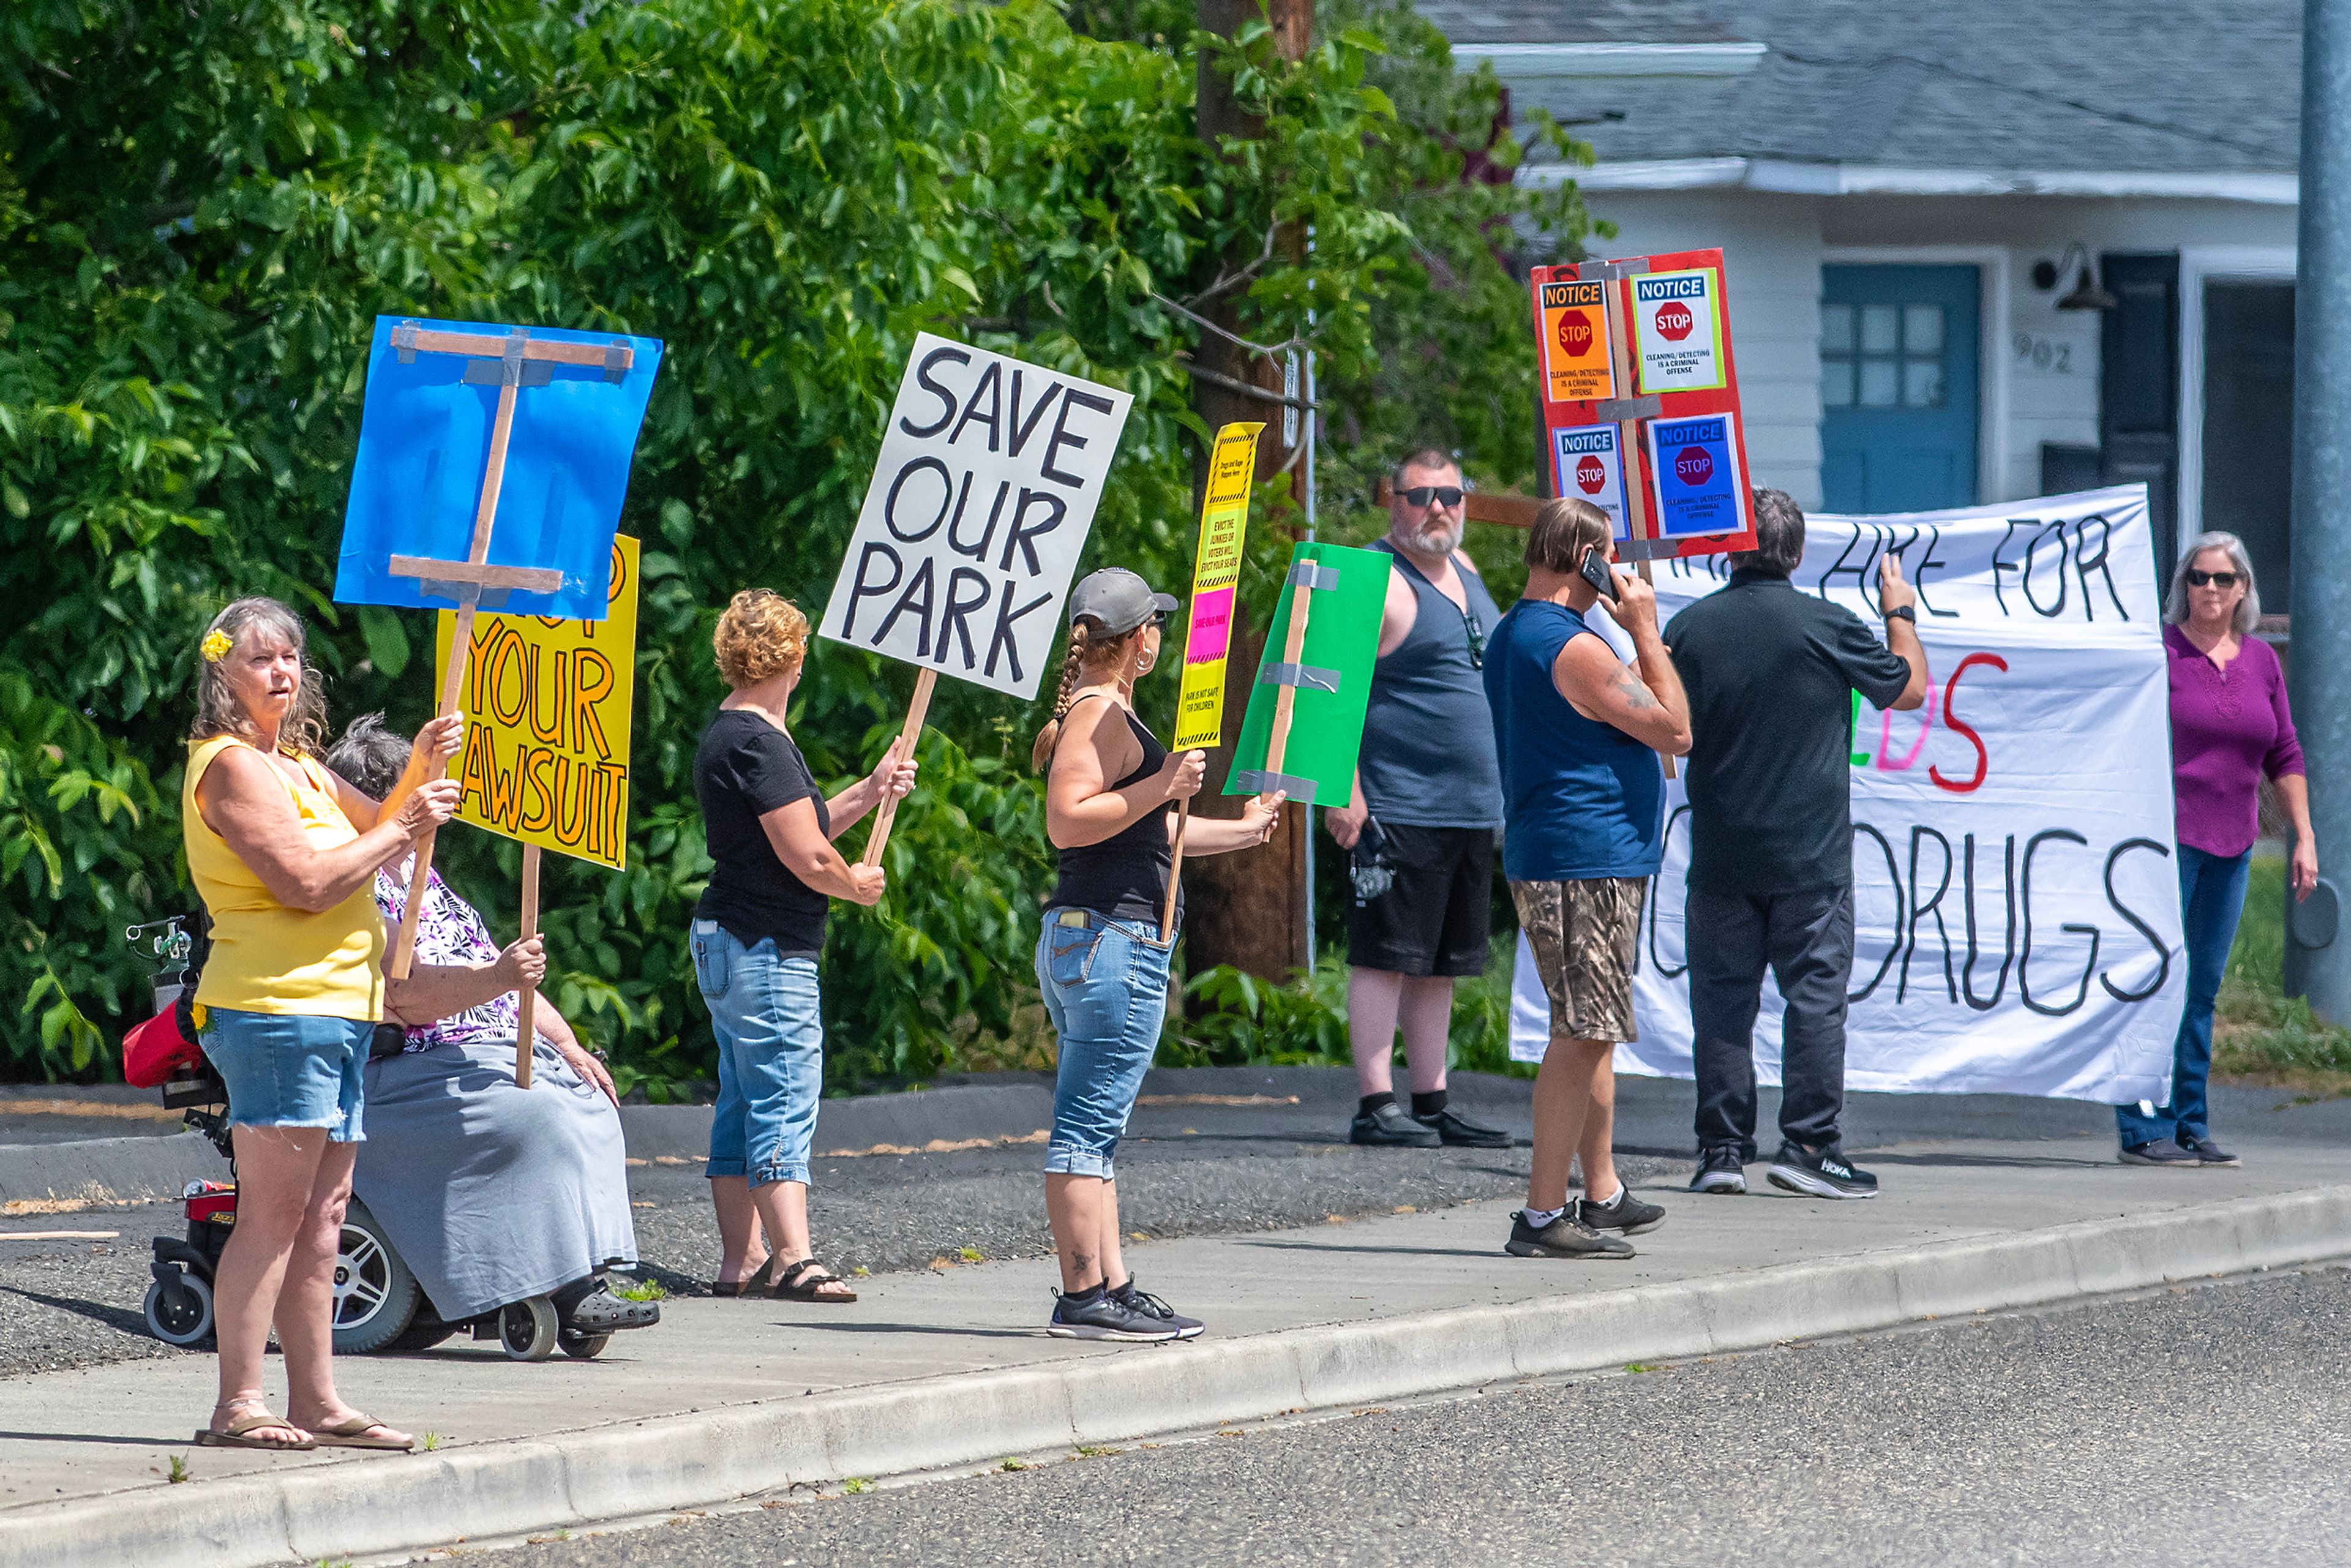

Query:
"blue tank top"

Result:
[[1482, 598, 1664, 881], [1355, 541, 1505, 829]]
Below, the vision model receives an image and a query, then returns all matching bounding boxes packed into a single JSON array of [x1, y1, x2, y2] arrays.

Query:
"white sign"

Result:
[[820, 334, 1135, 698], [1632, 268, 1726, 392], [1511, 486, 2187, 1105], [1552, 425, 1630, 534]]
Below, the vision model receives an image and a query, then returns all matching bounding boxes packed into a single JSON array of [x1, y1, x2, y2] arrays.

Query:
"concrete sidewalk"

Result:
[[1, 1116, 2346, 1567]]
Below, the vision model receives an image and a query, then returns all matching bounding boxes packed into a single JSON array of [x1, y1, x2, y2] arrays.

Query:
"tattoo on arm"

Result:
[[1608, 665, 1660, 712]]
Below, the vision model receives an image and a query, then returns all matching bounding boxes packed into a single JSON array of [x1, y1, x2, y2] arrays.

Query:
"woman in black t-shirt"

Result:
[[692, 590, 915, 1303], [1030, 569, 1283, 1341]]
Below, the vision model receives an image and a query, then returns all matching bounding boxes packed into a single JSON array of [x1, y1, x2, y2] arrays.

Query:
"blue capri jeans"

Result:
[[693, 921, 824, 1190], [197, 1006, 371, 1143], [1036, 910, 1173, 1180]]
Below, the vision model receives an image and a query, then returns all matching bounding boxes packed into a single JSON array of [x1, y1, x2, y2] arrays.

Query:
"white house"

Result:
[[1430, 0, 2301, 607]]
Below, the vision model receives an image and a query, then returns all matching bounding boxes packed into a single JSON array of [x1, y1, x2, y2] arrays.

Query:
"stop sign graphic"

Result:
[[1654, 300, 1695, 342], [1674, 445, 1713, 486], [1557, 310, 1594, 356], [1575, 455, 1607, 495]]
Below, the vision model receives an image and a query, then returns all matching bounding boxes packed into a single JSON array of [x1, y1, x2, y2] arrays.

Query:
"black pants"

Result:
[[1687, 884, 1854, 1161]]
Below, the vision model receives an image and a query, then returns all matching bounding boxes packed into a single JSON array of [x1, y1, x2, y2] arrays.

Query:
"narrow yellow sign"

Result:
[[432, 535, 639, 871], [1171, 423, 1265, 751]]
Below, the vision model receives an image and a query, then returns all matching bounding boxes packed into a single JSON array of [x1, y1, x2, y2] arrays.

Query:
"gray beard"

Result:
[[1396, 523, 1461, 560]]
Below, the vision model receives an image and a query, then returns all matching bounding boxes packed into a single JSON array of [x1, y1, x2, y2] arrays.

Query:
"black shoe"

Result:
[[1351, 1100, 1440, 1147], [1048, 1289, 1181, 1342], [1577, 1187, 1666, 1236], [2177, 1134, 2241, 1167], [1689, 1147, 1747, 1195], [1503, 1209, 1635, 1259], [1111, 1278, 1204, 1339], [1416, 1106, 1511, 1149], [1766, 1142, 1879, 1199], [2118, 1138, 2199, 1167], [560, 1285, 659, 1333]]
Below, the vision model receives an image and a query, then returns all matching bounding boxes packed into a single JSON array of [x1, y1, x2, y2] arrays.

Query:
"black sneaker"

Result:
[[1689, 1146, 1747, 1195], [1503, 1209, 1635, 1259], [1577, 1187, 1666, 1236], [2120, 1139, 2200, 1167], [1110, 1278, 1203, 1339], [1350, 1100, 1440, 1147], [2177, 1135, 2242, 1168], [1416, 1105, 1511, 1149], [1048, 1289, 1181, 1342], [1766, 1142, 1880, 1199]]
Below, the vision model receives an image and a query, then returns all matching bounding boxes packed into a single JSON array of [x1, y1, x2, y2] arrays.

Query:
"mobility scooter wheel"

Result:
[[558, 1330, 611, 1360], [330, 1198, 421, 1354], [143, 1269, 215, 1348], [501, 1296, 561, 1362]]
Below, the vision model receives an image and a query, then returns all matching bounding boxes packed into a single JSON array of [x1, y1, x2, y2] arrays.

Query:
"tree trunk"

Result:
[[1181, 0, 1313, 981]]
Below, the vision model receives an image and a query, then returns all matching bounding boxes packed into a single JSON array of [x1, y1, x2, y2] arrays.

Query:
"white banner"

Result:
[[1510, 486, 2184, 1104], [820, 334, 1134, 698]]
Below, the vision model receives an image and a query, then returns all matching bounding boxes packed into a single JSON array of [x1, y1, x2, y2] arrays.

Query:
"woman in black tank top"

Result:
[[1027, 569, 1283, 1341]]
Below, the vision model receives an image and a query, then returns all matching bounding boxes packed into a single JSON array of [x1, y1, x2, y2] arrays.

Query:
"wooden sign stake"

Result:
[[860, 667, 937, 869], [382, 326, 632, 977], [514, 844, 541, 1090], [1159, 800, 1190, 943], [1595, 268, 1676, 781]]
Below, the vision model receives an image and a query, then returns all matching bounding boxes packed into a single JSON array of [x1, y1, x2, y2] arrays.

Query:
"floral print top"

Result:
[[370, 860, 517, 1052]]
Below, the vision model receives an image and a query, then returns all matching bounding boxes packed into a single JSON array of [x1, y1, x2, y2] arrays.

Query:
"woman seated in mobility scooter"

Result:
[[326, 716, 658, 1353]]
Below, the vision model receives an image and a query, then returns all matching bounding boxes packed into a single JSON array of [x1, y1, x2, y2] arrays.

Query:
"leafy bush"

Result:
[[0, 0, 1590, 1084]]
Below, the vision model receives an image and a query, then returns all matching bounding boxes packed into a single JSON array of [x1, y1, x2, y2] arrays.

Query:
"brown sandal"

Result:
[[195, 1408, 314, 1451], [711, 1255, 780, 1298], [773, 1259, 858, 1304], [305, 1412, 414, 1451]]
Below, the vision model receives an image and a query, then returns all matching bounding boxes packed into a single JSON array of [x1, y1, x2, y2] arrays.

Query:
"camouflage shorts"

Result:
[[1510, 877, 1646, 1045]]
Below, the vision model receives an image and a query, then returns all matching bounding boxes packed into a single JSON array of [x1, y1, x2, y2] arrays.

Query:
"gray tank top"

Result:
[[1355, 539, 1505, 829]]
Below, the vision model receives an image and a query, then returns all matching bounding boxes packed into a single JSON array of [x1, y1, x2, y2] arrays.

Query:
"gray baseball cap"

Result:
[[1067, 568, 1177, 636]]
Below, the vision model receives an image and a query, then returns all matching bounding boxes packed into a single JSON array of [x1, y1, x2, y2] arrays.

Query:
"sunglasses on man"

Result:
[[2186, 569, 2240, 588], [1400, 485, 1466, 509]]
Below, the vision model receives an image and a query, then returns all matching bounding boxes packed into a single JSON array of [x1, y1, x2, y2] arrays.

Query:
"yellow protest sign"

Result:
[[1171, 422, 1265, 752], [432, 535, 639, 871]]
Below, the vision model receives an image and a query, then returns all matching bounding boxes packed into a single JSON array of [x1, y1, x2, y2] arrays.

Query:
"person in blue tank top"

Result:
[[1484, 497, 1691, 1261]]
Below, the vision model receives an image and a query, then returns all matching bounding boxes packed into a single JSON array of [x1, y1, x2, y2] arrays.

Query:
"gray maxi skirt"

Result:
[[353, 1036, 639, 1321]]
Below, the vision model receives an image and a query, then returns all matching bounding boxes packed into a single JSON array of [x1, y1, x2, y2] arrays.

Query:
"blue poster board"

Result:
[[334, 316, 664, 621], [1646, 412, 1747, 539]]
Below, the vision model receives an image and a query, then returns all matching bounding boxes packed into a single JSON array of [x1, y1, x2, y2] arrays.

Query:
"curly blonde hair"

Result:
[[189, 597, 331, 757], [713, 589, 810, 688]]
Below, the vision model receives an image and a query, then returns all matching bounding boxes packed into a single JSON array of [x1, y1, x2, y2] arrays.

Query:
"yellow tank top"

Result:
[[182, 735, 386, 1021]]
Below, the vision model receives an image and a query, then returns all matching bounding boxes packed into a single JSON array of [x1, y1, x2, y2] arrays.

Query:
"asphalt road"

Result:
[[476, 1264, 2351, 1568]]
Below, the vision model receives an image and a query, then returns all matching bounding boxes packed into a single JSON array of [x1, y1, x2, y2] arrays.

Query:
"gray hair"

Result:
[[1730, 488, 1805, 577], [189, 597, 331, 758], [325, 713, 410, 801], [2166, 531, 2261, 634]]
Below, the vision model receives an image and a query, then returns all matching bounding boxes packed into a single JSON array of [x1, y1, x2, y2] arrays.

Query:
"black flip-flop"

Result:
[[710, 1255, 779, 1298], [773, 1258, 858, 1304]]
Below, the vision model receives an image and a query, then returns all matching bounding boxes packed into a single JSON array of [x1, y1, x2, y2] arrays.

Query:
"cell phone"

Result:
[[1580, 546, 1619, 602]]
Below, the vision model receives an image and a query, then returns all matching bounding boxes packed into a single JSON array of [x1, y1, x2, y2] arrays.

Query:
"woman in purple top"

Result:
[[2120, 533, 2317, 1168]]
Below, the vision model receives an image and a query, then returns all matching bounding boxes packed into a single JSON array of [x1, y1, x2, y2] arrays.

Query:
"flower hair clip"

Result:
[[200, 629, 234, 664]]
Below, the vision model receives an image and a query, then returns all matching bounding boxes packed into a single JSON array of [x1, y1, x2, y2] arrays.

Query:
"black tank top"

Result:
[[1045, 698, 1179, 927]]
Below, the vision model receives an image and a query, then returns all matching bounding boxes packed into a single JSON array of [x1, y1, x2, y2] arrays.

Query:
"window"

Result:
[[1822, 302, 1948, 410]]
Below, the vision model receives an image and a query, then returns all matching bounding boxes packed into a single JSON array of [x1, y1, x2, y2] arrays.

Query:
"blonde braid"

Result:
[[1030, 623, 1094, 774]]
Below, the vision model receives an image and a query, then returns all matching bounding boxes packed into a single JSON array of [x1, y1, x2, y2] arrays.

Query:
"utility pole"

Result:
[[2287, 0, 2351, 1019], [1180, 0, 1315, 980]]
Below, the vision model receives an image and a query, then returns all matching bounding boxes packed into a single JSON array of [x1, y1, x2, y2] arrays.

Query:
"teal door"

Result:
[[1820, 265, 1981, 512]]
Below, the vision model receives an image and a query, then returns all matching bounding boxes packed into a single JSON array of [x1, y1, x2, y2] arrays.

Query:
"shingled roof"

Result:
[[1418, 0, 2302, 179]]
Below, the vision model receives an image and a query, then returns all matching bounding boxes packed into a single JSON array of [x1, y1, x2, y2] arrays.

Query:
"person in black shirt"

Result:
[[692, 590, 915, 1303], [1031, 569, 1282, 1341], [1663, 489, 1926, 1201]]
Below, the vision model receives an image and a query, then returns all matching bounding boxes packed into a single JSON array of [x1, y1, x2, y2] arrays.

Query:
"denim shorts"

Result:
[[197, 1006, 370, 1142], [692, 920, 825, 1190], [1035, 910, 1173, 1179]]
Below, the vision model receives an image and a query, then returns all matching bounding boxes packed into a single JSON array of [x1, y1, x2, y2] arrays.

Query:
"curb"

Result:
[[0, 1132, 217, 1210], [7, 1183, 2349, 1567]]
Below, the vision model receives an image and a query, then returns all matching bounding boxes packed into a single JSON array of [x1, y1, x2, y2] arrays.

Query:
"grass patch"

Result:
[[610, 1276, 669, 1304], [2214, 858, 2351, 1095]]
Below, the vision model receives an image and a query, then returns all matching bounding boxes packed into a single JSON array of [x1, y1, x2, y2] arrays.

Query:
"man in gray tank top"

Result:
[[1326, 449, 1510, 1149]]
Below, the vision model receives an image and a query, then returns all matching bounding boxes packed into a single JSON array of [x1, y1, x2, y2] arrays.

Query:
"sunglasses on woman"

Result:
[[2186, 569, 2240, 588], [1400, 485, 1466, 509]]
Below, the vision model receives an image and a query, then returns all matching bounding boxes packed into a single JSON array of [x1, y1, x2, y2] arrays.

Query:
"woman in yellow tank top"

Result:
[[182, 598, 460, 1454]]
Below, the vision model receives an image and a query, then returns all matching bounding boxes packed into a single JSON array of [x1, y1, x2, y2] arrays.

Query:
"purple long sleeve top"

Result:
[[2166, 625, 2304, 858]]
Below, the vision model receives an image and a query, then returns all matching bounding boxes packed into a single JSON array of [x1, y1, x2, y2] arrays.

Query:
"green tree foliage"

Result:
[[0, 0, 1591, 1086]]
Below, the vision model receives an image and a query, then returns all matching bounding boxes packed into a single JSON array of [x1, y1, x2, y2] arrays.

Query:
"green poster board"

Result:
[[1222, 541, 1390, 806]]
